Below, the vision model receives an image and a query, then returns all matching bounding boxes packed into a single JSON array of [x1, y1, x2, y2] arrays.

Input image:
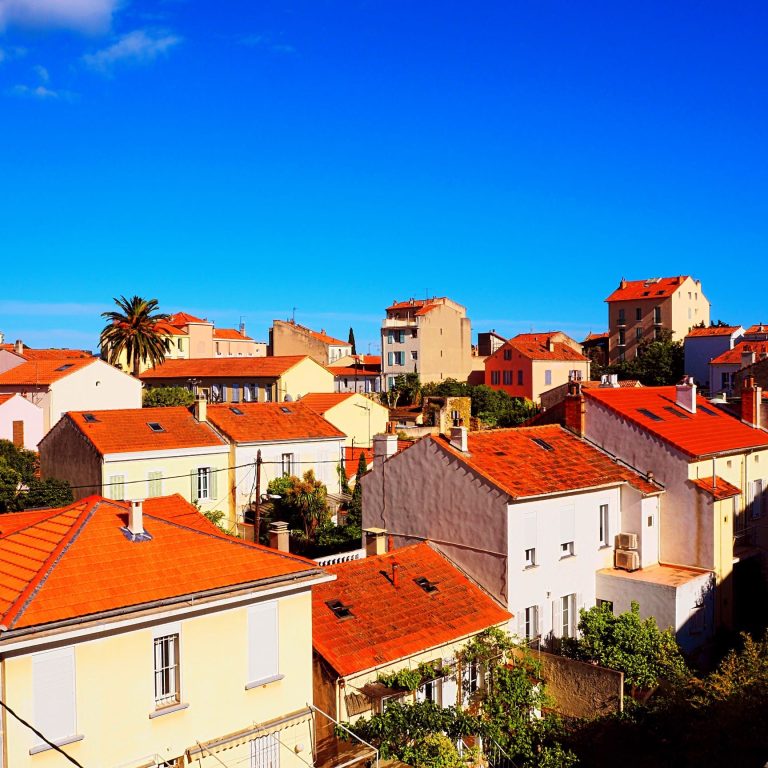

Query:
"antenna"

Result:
[[292, 307, 297, 323]]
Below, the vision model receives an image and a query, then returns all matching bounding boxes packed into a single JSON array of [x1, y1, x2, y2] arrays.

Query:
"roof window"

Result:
[[55, 363, 75, 372], [663, 406, 689, 419], [530, 437, 554, 452], [642, 291, 650, 296], [698, 405, 719, 416], [414, 576, 439, 593], [230, 407, 244, 415], [637, 408, 663, 422], [147, 422, 166, 433], [82, 413, 99, 423], [326, 599, 353, 619], [280, 407, 292, 413]]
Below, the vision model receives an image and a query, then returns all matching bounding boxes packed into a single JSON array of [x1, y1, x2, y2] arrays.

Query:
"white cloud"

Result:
[[10, 83, 62, 99], [33, 64, 49, 82], [0, 0, 118, 34], [82, 28, 181, 72]]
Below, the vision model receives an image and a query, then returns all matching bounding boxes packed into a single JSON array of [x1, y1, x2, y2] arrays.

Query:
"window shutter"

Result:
[[190, 470, 198, 502], [517, 609, 526, 638], [221, 385, 228, 401], [441, 673, 458, 708], [210, 467, 218, 500], [248, 602, 279, 683], [33, 647, 76, 746], [560, 505, 575, 543]]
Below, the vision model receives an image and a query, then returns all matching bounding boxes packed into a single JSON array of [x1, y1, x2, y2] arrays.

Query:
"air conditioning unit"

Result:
[[615, 532, 638, 550], [615, 549, 640, 572]]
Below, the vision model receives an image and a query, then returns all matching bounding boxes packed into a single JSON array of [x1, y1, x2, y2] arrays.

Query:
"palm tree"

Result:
[[100, 296, 172, 376]]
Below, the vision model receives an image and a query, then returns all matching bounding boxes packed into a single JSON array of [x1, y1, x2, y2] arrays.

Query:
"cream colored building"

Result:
[[0, 356, 142, 433], [381, 297, 473, 388], [0, 494, 332, 768], [299, 393, 389, 449], [605, 276, 710, 364], [270, 320, 352, 365], [38, 402, 230, 518], [141, 356, 334, 403]]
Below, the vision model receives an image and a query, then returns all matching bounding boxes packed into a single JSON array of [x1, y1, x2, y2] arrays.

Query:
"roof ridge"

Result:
[[0, 502, 86, 541], [3, 498, 99, 629]]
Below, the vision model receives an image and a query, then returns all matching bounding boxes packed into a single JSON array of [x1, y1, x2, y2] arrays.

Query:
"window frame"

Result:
[[281, 453, 294, 477], [197, 467, 211, 500], [153, 630, 181, 710], [599, 503, 609, 547]]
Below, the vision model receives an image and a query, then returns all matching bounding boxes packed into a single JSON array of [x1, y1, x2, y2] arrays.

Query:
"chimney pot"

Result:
[[13, 339, 23, 356], [675, 376, 697, 414], [269, 520, 290, 552], [449, 425, 468, 453], [128, 499, 144, 535], [741, 376, 762, 429], [364, 527, 387, 556]]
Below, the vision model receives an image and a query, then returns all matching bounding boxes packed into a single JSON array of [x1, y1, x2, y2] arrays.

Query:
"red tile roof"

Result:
[[710, 341, 768, 366], [312, 542, 511, 677], [605, 276, 691, 302], [582, 332, 610, 343], [0, 358, 97, 387], [691, 476, 741, 501], [435, 425, 659, 497], [387, 297, 446, 311], [344, 441, 413, 476], [61, 407, 226, 455], [153, 320, 187, 336], [328, 367, 381, 378], [685, 326, 741, 339], [0, 394, 15, 407], [19, 348, 93, 360], [299, 392, 355, 414], [743, 324, 768, 336], [0, 495, 319, 631], [582, 379, 643, 389], [206, 401, 345, 443], [310, 330, 349, 346], [213, 328, 254, 341], [584, 386, 768, 458], [167, 312, 209, 326], [139, 355, 310, 380], [498, 338, 586, 362]]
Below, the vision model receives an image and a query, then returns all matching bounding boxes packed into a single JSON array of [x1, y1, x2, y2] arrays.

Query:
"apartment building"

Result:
[[605, 276, 710, 364], [381, 297, 472, 388], [269, 319, 352, 365], [683, 325, 744, 391]]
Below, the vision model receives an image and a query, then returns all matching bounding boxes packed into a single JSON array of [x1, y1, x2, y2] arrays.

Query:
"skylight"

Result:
[[637, 408, 663, 422], [326, 599, 353, 619], [55, 363, 74, 372], [699, 405, 719, 416], [663, 406, 689, 419], [147, 422, 166, 433], [82, 413, 99, 423], [280, 407, 292, 413], [530, 437, 554, 452], [414, 577, 439, 593], [230, 407, 244, 415]]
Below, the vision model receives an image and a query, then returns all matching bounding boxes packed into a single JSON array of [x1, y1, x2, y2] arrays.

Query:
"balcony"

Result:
[[382, 316, 417, 328]]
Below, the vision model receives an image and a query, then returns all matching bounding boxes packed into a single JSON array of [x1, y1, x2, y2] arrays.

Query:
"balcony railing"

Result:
[[382, 317, 417, 328]]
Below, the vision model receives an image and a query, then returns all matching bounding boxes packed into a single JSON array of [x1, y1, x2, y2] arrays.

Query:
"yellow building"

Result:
[[140, 356, 334, 403], [0, 494, 333, 768], [38, 401, 231, 519], [298, 393, 390, 449]]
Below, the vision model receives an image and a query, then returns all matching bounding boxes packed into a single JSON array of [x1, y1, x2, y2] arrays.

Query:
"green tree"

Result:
[[562, 601, 688, 695], [346, 451, 367, 528], [270, 470, 330, 541], [143, 386, 196, 408], [100, 295, 172, 377], [24, 478, 73, 510], [348, 327, 357, 355], [610, 330, 684, 386], [0, 440, 73, 512], [0, 439, 37, 483]]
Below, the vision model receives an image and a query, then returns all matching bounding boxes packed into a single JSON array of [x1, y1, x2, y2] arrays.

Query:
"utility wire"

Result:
[[0, 698, 86, 768]]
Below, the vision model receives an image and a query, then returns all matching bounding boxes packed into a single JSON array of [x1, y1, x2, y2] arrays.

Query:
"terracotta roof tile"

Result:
[[213, 328, 253, 341], [685, 326, 741, 338], [605, 276, 691, 302], [434, 425, 659, 497], [0, 495, 319, 631], [0, 358, 96, 387], [20, 348, 93, 360], [743, 324, 768, 336], [584, 386, 768, 458], [299, 393, 356, 414], [582, 332, 610, 343], [310, 330, 349, 346], [167, 312, 209, 326], [61, 407, 226, 454], [492, 338, 586, 363], [692, 476, 741, 501], [206, 401, 345, 443], [312, 542, 510, 677], [710, 341, 768, 366], [139, 355, 309, 380]]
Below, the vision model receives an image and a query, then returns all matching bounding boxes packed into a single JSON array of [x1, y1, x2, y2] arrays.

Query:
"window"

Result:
[[32, 647, 79, 752], [194, 467, 215, 501], [232, 384, 240, 403], [647, 514, 654, 527], [462, 660, 481, 705], [281, 453, 294, 476], [596, 599, 614, 612], [387, 331, 394, 344], [243, 385, 252, 402], [411, 350, 418, 360], [524, 548, 536, 568], [544, 369, 552, 386], [247, 602, 280, 686], [524, 605, 539, 642], [265, 387, 273, 402], [654, 306, 662, 324], [250, 734, 280, 768], [599, 504, 609, 547], [148, 471, 163, 497], [396, 351, 405, 365], [82, 413, 99, 423], [654, 327, 662, 340], [749, 479, 763, 519], [503, 370, 512, 385], [517, 370, 523, 385], [147, 422, 165, 433], [617, 309, 625, 324], [491, 371, 500, 385], [618, 328, 626, 346], [216, 342, 221, 356], [560, 541, 574, 557], [412, 328, 418, 338], [154, 633, 180, 708], [503, 349, 512, 360], [417, 677, 442, 705], [211, 383, 221, 402], [561, 594, 576, 638], [107, 474, 125, 500], [414, 577, 439, 593], [635, 307, 642, 321], [636, 327, 643, 340]]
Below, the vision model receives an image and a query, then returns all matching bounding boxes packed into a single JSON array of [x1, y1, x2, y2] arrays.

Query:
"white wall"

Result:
[[0, 395, 44, 450]]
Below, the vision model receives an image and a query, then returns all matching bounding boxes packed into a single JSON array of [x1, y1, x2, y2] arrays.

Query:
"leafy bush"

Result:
[[143, 386, 196, 408]]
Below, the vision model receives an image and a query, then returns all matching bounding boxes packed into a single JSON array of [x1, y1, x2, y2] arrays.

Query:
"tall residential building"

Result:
[[381, 296, 472, 389], [605, 276, 710, 364], [269, 319, 352, 365]]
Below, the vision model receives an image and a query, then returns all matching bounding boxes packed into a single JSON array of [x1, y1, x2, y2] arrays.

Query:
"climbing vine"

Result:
[[377, 660, 454, 692]]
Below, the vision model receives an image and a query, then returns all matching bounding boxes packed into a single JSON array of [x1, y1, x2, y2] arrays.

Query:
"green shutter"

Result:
[[210, 467, 218, 500], [190, 470, 198, 502]]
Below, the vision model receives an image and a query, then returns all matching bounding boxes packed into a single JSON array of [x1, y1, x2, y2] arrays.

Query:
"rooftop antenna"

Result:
[[292, 307, 297, 323]]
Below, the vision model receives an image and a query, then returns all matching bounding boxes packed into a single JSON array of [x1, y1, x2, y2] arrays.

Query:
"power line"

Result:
[[0, 698, 86, 768]]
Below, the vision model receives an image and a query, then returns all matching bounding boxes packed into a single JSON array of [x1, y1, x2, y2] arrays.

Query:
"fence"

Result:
[[314, 548, 367, 566]]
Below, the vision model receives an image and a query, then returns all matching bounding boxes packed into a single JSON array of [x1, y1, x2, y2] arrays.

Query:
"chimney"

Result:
[[599, 374, 619, 388], [13, 339, 23, 356], [620, 277, 627, 289], [373, 433, 398, 467], [128, 499, 144, 535], [547, 338, 555, 353], [269, 520, 290, 552], [194, 394, 207, 422], [391, 561, 399, 587], [742, 376, 762, 429], [675, 375, 697, 414], [742, 348, 756, 368], [364, 527, 387, 557], [239, 321, 246, 335], [449, 425, 468, 452], [564, 380, 585, 437]]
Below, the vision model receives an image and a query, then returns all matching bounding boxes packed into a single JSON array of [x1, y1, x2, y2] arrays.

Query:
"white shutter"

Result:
[[560, 504, 575, 543], [209, 467, 218, 500], [441, 674, 458, 708], [248, 602, 279, 684], [32, 647, 76, 746], [523, 513, 536, 549]]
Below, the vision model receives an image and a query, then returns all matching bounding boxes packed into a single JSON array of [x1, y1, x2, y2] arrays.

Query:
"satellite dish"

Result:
[[284, 394, 294, 402]]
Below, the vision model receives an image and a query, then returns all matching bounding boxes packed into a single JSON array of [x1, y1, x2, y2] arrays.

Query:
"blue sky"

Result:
[[1, 1, 766, 355]]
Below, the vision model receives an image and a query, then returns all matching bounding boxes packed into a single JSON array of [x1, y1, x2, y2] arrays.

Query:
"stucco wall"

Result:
[[39, 417, 104, 499], [321, 395, 389, 448], [0, 395, 43, 451], [280, 360, 335, 400], [684, 334, 739, 391], [3, 590, 314, 768]]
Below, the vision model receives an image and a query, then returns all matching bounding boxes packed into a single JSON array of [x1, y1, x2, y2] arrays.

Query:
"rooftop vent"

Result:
[[82, 413, 99, 423], [147, 422, 165, 432], [414, 577, 438, 593], [326, 599, 353, 619]]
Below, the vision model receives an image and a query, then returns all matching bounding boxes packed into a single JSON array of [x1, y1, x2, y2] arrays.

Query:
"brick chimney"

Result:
[[449, 425, 468, 452], [364, 527, 387, 557], [269, 520, 290, 552], [194, 393, 207, 422], [564, 380, 585, 437], [675, 376, 697, 414], [128, 499, 144, 536], [373, 433, 398, 467], [742, 376, 762, 429]]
